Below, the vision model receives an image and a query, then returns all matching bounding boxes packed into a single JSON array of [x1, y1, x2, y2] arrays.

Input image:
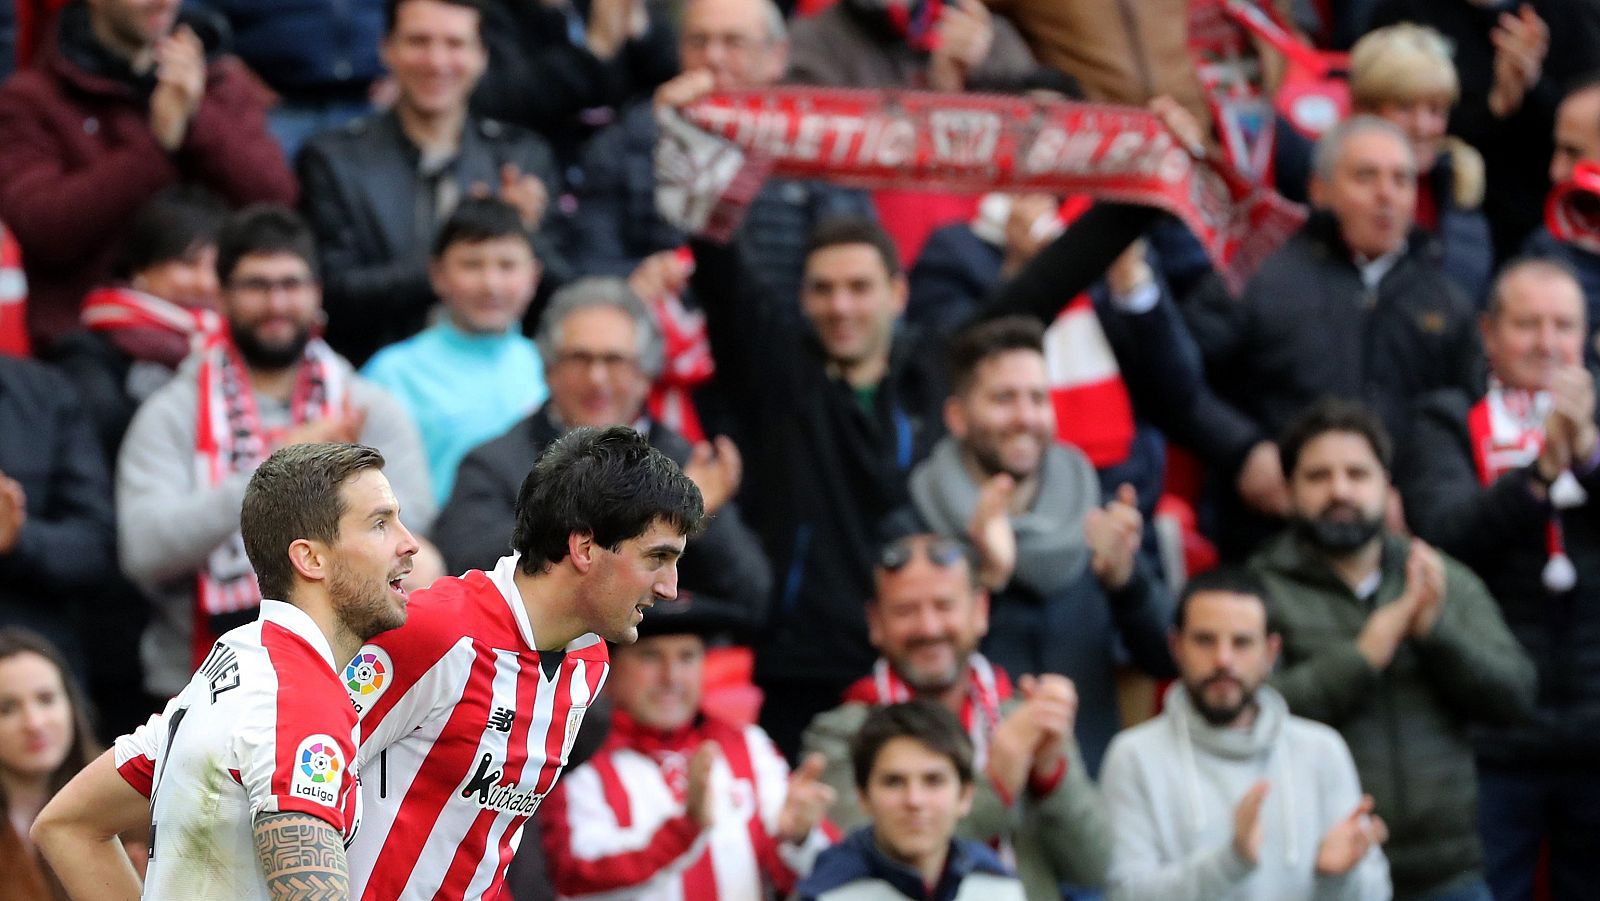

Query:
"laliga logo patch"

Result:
[[343, 647, 391, 712], [292, 735, 345, 805]]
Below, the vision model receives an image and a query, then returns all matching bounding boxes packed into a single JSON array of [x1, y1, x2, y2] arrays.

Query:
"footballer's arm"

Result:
[[32, 750, 147, 901], [252, 811, 351, 900]]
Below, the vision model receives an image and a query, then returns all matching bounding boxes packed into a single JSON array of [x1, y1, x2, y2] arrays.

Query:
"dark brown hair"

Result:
[[850, 700, 974, 791], [241, 443, 387, 601], [946, 315, 1046, 396]]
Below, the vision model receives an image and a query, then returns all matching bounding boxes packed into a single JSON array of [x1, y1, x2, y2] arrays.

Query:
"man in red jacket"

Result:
[[0, 0, 294, 351]]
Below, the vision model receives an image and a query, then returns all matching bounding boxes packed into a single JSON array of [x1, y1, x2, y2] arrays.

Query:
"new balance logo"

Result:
[[461, 753, 544, 815], [488, 707, 514, 733]]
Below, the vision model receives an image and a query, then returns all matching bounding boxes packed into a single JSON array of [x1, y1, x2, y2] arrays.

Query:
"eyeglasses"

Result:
[[229, 275, 315, 296], [554, 350, 640, 373], [877, 536, 971, 572]]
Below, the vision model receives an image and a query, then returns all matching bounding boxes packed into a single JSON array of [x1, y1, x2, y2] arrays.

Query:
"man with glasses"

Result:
[[904, 315, 1174, 775], [801, 530, 1112, 899], [434, 276, 771, 638], [116, 205, 441, 703]]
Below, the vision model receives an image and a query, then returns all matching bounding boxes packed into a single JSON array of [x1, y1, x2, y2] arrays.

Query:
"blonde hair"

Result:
[[1349, 23, 1459, 109]]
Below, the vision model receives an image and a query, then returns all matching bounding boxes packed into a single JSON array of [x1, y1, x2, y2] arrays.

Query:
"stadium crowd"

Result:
[[2, 0, 1600, 899]]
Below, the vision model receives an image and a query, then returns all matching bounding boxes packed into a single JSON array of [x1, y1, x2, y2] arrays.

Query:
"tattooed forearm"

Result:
[[251, 812, 350, 901]]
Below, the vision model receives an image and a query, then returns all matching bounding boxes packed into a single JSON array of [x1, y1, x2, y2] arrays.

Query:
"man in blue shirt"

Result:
[[363, 197, 547, 504]]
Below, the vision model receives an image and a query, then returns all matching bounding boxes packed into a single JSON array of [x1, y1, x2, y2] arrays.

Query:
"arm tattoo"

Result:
[[251, 811, 350, 901]]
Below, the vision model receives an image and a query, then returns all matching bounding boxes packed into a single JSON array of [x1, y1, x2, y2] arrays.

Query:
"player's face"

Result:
[[860, 737, 973, 870], [0, 651, 75, 781], [546, 306, 651, 429], [868, 550, 987, 695], [1172, 591, 1279, 727], [223, 252, 322, 369], [582, 519, 686, 644], [801, 244, 906, 372], [433, 237, 540, 335], [383, 0, 486, 119], [326, 469, 419, 641], [609, 634, 705, 730], [947, 349, 1055, 481]]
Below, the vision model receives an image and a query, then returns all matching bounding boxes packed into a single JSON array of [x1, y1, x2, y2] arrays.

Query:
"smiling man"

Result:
[[115, 205, 438, 702], [361, 197, 548, 504], [686, 214, 949, 759], [1399, 259, 1600, 900], [1249, 399, 1534, 901], [903, 315, 1173, 773], [298, 0, 567, 366]]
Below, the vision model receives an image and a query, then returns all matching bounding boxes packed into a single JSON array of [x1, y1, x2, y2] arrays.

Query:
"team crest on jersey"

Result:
[[343, 647, 392, 713], [292, 735, 345, 805]]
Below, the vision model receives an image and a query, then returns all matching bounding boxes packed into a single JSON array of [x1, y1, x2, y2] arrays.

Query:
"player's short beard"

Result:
[[1293, 505, 1384, 555], [328, 561, 404, 641]]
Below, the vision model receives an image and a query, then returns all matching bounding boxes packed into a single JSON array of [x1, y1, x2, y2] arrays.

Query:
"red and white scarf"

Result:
[[656, 88, 1307, 293], [643, 247, 715, 443], [1467, 378, 1585, 591], [81, 286, 225, 368], [843, 653, 1012, 767], [193, 336, 345, 650]]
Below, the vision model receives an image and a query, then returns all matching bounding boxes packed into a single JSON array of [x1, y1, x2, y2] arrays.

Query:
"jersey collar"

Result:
[[258, 599, 340, 672]]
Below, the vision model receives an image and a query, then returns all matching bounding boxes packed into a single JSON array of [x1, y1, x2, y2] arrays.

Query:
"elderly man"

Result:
[[433, 277, 770, 638], [1399, 259, 1600, 901], [572, 0, 872, 305], [1251, 399, 1535, 901], [802, 529, 1111, 899], [1184, 115, 1480, 556], [540, 597, 834, 899], [298, 0, 567, 365]]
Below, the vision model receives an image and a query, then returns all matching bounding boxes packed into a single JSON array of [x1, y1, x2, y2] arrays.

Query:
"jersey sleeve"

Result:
[[236, 626, 360, 832], [113, 700, 176, 798]]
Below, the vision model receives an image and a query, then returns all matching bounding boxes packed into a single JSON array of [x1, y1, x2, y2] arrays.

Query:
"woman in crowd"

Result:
[[1349, 22, 1496, 306], [0, 628, 111, 900]]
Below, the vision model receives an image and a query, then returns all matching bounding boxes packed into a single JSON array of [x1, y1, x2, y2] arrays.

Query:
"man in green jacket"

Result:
[[1249, 398, 1536, 901], [801, 531, 1111, 898]]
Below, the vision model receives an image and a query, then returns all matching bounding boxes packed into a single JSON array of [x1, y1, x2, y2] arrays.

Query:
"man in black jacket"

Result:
[[433, 276, 771, 638], [1398, 258, 1600, 901], [1185, 115, 1481, 558], [298, 0, 568, 366], [688, 216, 949, 759]]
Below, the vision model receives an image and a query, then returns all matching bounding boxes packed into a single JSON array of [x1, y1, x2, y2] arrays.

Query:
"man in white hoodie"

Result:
[[1101, 567, 1392, 901]]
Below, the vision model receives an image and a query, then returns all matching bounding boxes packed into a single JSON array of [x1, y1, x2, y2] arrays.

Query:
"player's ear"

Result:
[[288, 537, 326, 583], [567, 531, 597, 573]]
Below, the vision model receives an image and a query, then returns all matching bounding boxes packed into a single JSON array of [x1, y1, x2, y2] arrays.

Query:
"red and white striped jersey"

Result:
[[540, 710, 832, 900], [345, 554, 611, 900], [114, 600, 361, 901]]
